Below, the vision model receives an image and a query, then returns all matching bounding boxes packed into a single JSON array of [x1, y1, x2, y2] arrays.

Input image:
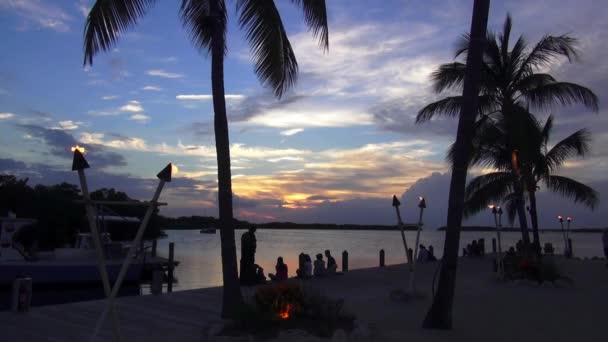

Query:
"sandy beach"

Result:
[[1, 256, 606, 341]]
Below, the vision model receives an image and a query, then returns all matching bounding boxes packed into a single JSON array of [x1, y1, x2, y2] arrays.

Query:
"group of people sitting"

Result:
[[265, 250, 340, 283], [296, 250, 339, 279], [416, 244, 437, 263], [463, 239, 485, 257]]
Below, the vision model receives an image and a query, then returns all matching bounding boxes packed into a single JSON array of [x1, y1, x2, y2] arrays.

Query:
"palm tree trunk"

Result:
[[513, 176, 531, 250], [422, 0, 490, 330], [210, 0, 243, 318], [527, 184, 542, 255]]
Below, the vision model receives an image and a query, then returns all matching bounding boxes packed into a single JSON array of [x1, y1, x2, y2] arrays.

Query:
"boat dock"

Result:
[[0, 286, 224, 341]]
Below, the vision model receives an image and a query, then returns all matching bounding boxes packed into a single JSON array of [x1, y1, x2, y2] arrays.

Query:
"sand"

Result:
[[262, 256, 608, 342]]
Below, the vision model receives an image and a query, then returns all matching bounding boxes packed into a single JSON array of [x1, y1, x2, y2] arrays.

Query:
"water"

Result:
[[156, 229, 606, 291]]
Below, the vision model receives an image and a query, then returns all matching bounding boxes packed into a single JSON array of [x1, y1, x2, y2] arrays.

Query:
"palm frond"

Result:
[[545, 128, 591, 171], [502, 192, 519, 224], [180, 0, 227, 55], [291, 0, 328, 50], [523, 82, 599, 112], [416, 95, 496, 123], [515, 73, 556, 92], [430, 62, 466, 93], [237, 0, 298, 98], [464, 172, 514, 218], [540, 115, 554, 146], [83, 0, 156, 65], [544, 175, 599, 209], [498, 14, 512, 61], [517, 35, 579, 77]]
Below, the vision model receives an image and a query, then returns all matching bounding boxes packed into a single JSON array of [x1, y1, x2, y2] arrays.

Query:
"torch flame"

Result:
[[171, 164, 179, 175], [419, 196, 424, 201], [71, 145, 86, 154], [488, 204, 495, 209], [567, 216, 572, 222], [279, 303, 292, 319]]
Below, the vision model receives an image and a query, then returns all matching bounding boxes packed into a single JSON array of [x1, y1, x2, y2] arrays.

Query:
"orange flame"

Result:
[[279, 303, 292, 319], [71, 145, 86, 154]]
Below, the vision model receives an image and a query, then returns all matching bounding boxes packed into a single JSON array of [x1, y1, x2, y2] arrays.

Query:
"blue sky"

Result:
[[1, 0, 608, 229]]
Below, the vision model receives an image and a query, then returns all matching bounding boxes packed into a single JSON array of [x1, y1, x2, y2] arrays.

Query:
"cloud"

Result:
[[249, 108, 373, 129], [76, 0, 90, 17], [0, 0, 72, 32], [146, 69, 184, 79], [101, 95, 119, 100], [16, 124, 127, 169], [0, 112, 16, 119], [129, 114, 150, 123], [280, 128, 304, 136], [142, 86, 162, 91], [119, 100, 143, 113], [50, 120, 82, 130], [176, 94, 245, 101]]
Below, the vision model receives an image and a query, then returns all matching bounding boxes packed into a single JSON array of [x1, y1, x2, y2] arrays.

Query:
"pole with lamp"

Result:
[[558, 215, 569, 257], [566, 216, 572, 258], [489, 205, 503, 276], [409, 196, 426, 293]]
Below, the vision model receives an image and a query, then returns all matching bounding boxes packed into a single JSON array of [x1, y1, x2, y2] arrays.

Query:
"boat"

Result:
[[200, 227, 216, 234], [0, 215, 144, 286]]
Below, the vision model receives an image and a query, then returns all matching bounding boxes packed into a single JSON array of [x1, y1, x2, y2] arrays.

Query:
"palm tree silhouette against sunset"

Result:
[[82, 0, 329, 317], [417, 14, 598, 254]]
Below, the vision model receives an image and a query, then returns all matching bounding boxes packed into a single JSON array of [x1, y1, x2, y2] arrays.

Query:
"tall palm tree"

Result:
[[464, 115, 599, 236], [82, 0, 328, 317], [417, 14, 598, 251], [422, 0, 490, 330]]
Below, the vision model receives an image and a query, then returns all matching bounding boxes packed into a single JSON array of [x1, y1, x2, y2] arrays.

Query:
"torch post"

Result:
[[497, 207, 504, 277], [566, 217, 572, 257], [89, 164, 173, 342], [72, 149, 123, 342], [392, 196, 412, 266], [408, 197, 426, 293]]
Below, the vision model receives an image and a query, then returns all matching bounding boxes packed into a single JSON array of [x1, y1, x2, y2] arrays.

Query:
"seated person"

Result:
[[296, 253, 306, 278], [313, 253, 326, 276], [268, 257, 288, 282], [325, 250, 338, 274], [303, 254, 313, 277], [254, 264, 267, 284], [427, 245, 437, 262], [417, 245, 429, 263]]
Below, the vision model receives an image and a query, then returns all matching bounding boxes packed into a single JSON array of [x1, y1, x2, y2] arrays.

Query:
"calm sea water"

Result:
[[155, 229, 606, 292]]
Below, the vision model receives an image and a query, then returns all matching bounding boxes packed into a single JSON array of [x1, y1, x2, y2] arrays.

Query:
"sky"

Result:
[[1, 0, 608, 229]]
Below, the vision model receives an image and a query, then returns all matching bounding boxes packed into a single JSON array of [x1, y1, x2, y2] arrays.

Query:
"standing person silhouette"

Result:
[[240, 225, 257, 285]]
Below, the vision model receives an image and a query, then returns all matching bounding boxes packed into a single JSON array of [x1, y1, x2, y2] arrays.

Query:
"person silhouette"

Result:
[[240, 225, 257, 285]]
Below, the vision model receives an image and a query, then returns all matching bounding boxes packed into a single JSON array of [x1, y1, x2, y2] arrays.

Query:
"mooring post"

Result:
[[168, 242, 175, 293], [342, 250, 349, 272], [492, 238, 497, 253], [151, 268, 163, 295], [151, 239, 157, 258], [379, 249, 385, 267]]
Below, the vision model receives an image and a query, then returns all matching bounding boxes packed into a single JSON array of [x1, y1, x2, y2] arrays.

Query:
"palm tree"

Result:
[[464, 115, 599, 237], [422, 0, 490, 330], [417, 14, 598, 252], [82, 0, 329, 317]]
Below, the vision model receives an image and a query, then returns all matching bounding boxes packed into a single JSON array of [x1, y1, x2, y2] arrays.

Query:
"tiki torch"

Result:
[[409, 196, 426, 293], [90, 163, 173, 342], [392, 195, 411, 265], [72, 147, 123, 341]]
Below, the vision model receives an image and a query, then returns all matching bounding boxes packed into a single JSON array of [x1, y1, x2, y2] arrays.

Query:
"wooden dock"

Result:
[[0, 286, 224, 341]]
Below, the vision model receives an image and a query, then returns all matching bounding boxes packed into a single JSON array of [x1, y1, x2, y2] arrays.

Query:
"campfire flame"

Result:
[[71, 145, 86, 154], [279, 303, 292, 319]]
